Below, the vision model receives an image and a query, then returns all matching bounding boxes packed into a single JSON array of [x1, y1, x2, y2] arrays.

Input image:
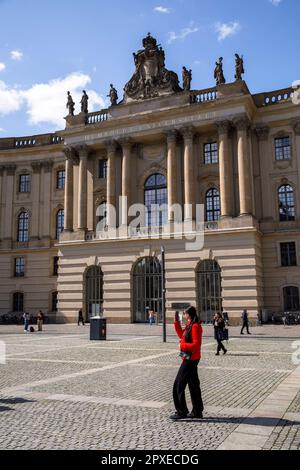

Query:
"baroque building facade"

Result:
[[0, 35, 300, 324]]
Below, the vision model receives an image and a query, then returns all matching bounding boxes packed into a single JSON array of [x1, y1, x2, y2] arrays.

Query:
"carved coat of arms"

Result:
[[123, 33, 181, 103]]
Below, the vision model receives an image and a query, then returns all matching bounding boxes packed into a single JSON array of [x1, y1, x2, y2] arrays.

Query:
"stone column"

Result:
[[255, 125, 270, 220], [3, 165, 16, 245], [63, 147, 75, 232], [216, 121, 232, 217], [166, 130, 178, 222], [30, 161, 42, 240], [293, 120, 300, 205], [42, 161, 53, 241], [182, 127, 195, 221], [120, 138, 133, 227], [235, 117, 253, 216], [0, 166, 5, 241], [77, 145, 89, 231], [105, 140, 118, 228]]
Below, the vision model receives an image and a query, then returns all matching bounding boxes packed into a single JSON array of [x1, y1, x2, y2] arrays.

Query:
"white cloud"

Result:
[[0, 80, 24, 115], [10, 50, 23, 61], [167, 26, 198, 44], [269, 0, 282, 5], [154, 6, 171, 14], [0, 73, 105, 129], [0, 63, 6, 72], [20, 72, 105, 128], [0, 128, 5, 133], [215, 21, 241, 41]]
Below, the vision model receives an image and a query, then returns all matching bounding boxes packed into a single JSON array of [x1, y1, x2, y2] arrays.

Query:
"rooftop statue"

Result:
[[108, 84, 118, 106], [214, 57, 226, 86], [80, 90, 89, 114], [124, 33, 181, 103], [182, 66, 192, 91], [235, 54, 244, 81], [66, 91, 75, 116]]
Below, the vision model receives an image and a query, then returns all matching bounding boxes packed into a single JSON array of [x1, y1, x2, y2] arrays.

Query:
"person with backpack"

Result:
[[23, 312, 30, 333], [213, 312, 228, 356], [170, 306, 204, 420]]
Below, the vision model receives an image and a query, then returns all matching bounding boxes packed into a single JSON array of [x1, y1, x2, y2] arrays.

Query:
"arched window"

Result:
[[279, 185, 295, 221], [17, 212, 29, 242], [283, 286, 300, 312], [56, 209, 64, 239], [13, 292, 24, 312], [133, 257, 162, 323], [196, 260, 222, 323], [205, 188, 220, 222], [86, 266, 104, 319], [144, 174, 168, 227], [51, 292, 58, 312]]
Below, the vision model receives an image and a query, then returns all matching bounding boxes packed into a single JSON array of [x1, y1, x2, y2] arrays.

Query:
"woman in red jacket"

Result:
[[170, 306, 204, 420]]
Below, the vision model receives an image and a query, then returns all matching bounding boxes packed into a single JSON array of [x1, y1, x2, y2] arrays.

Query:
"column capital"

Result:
[[74, 144, 91, 159], [31, 161, 42, 174], [42, 160, 54, 173], [63, 146, 77, 161], [165, 129, 178, 144], [104, 139, 118, 154], [6, 164, 17, 175], [118, 137, 133, 149], [234, 116, 251, 132], [181, 126, 195, 141], [216, 120, 231, 135], [292, 118, 300, 135], [255, 125, 270, 141]]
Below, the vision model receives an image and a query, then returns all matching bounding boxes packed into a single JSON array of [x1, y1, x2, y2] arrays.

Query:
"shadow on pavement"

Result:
[[177, 416, 300, 426]]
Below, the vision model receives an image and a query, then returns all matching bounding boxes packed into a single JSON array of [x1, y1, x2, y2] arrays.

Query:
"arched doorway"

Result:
[[85, 266, 104, 320], [196, 260, 222, 323], [133, 257, 162, 323]]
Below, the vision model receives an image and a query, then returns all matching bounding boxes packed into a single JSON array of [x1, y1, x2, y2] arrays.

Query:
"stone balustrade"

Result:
[[253, 87, 294, 107], [190, 87, 218, 104], [0, 133, 64, 150], [86, 110, 109, 125]]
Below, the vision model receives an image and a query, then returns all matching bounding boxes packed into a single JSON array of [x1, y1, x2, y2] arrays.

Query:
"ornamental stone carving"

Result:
[[123, 33, 181, 103], [31, 161, 42, 174], [216, 120, 231, 135], [6, 164, 17, 175], [255, 125, 270, 141], [234, 116, 251, 132], [42, 161, 54, 173]]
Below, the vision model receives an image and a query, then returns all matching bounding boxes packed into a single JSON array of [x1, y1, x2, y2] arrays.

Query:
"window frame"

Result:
[[14, 257, 25, 277], [275, 136, 292, 162], [203, 142, 218, 165], [56, 169, 65, 190], [98, 159, 108, 179], [19, 174, 31, 193]]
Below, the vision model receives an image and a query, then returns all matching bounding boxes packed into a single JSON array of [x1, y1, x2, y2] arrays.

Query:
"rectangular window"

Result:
[[14, 258, 25, 277], [56, 170, 65, 190], [53, 256, 59, 276], [275, 137, 291, 161], [19, 174, 30, 193], [204, 142, 218, 165], [98, 160, 108, 179], [281, 242, 297, 267]]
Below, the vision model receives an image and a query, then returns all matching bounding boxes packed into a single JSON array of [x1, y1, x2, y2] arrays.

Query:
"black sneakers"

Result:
[[187, 412, 203, 419], [169, 413, 187, 421]]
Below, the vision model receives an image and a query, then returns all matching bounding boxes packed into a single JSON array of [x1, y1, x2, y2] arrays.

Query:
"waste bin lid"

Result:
[[90, 316, 106, 320]]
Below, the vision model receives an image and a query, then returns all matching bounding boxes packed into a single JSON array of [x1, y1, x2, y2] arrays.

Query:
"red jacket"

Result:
[[174, 320, 203, 361]]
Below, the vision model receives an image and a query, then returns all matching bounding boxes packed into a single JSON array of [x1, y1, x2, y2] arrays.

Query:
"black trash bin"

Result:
[[90, 316, 107, 341]]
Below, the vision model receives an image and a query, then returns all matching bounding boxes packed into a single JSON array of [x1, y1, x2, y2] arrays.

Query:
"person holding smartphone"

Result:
[[170, 306, 204, 420]]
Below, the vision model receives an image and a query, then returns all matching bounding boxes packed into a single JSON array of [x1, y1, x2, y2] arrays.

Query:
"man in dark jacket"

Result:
[[241, 309, 251, 335]]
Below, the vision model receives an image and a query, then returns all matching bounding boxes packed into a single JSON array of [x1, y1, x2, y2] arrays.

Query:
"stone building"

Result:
[[0, 34, 300, 324]]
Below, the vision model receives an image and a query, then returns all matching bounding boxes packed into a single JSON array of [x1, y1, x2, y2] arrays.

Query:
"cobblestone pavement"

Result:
[[0, 324, 299, 450]]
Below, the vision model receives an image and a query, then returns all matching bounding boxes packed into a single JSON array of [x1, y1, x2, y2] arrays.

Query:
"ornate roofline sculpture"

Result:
[[123, 33, 182, 103]]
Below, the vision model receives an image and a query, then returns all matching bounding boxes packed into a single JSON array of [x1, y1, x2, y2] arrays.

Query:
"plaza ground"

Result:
[[0, 323, 300, 450]]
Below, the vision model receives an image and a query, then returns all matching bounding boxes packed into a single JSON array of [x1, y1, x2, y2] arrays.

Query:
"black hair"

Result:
[[184, 306, 200, 342]]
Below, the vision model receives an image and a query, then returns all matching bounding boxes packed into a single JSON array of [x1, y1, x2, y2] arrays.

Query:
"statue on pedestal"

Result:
[[214, 57, 226, 86], [108, 84, 118, 106], [66, 91, 75, 116], [235, 54, 244, 81], [80, 90, 89, 114], [182, 67, 192, 91]]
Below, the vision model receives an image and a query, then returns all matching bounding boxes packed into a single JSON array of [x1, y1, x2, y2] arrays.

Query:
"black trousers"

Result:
[[241, 321, 250, 334], [217, 339, 226, 354], [173, 360, 204, 416]]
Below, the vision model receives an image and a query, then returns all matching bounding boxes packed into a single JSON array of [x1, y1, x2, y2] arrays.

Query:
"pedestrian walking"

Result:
[[148, 310, 155, 326], [23, 312, 30, 333], [170, 306, 204, 420], [37, 310, 44, 332], [213, 312, 228, 356], [78, 309, 85, 326], [241, 309, 251, 335]]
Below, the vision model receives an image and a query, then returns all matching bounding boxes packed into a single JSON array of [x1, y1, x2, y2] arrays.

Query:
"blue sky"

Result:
[[0, 0, 299, 137]]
